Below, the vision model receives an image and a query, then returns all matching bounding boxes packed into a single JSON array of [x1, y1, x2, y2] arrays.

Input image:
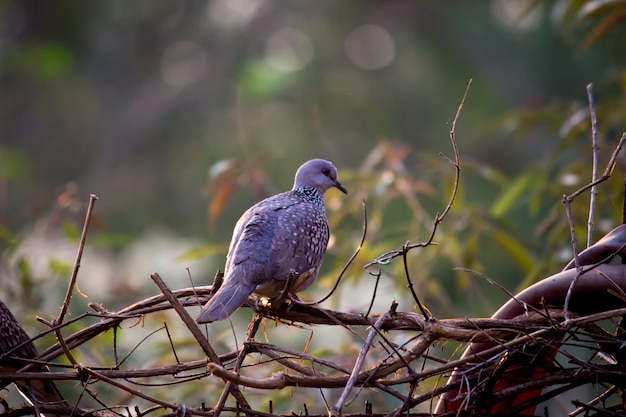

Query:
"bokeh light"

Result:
[[344, 24, 395, 70], [161, 41, 208, 87], [264, 27, 314, 73]]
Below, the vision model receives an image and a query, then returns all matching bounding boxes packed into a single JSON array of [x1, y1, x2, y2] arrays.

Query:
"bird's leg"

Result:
[[282, 269, 318, 311], [255, 271, 297, 314], [286, 268, 316, 305], [258, 268, 317, 314], [258, 271, 299, 314], [272, 270, 297, 305]]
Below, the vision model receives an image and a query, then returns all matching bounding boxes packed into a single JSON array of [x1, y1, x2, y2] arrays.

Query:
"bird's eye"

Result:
[[321, 168, 331, 176]]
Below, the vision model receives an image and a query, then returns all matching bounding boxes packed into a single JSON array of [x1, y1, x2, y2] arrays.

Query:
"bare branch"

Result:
[[586, 83, 599, 247], [562, 132, 626, 321]]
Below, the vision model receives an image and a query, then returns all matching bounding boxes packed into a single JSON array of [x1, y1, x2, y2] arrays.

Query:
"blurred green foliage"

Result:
[[1, 0, 626, 413]]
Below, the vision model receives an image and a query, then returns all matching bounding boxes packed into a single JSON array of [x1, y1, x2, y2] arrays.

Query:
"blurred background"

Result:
[[1, 0, 626, 413]]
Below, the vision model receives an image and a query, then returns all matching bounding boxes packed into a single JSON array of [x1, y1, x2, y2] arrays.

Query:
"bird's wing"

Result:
[[266, 200, 329, 283], [228, 193, 328, 286], [227, 204, 280, 285], [196, 199, 281, 323]]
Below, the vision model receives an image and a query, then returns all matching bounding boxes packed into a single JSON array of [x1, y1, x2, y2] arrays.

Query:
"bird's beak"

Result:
[[335, 180, 348, 194]]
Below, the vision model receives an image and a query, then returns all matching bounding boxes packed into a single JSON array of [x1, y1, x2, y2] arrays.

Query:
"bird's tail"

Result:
[[196, 278, 255, 323]]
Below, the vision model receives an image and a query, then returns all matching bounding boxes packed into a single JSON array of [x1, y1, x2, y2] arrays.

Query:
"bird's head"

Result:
[[293, 159, 348, 195]]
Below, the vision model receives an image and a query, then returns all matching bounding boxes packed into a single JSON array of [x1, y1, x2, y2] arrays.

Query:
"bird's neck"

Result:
[[294, 186, 324, 207]]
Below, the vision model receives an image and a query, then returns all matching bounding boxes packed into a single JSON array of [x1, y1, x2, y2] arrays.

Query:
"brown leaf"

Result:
[[580, 10, 626, 51]]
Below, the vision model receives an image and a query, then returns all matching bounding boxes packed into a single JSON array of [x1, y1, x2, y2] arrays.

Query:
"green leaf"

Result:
[[490, 172, 535, 219], [238, 60, 298, 97], [0, 225, 19, 249], [62, 220, 80, 241], [20, 42, 73, 81], [49, 258, 72, 276], [16, 257, 34, 290], [177, 244, 228, 262], [0, 145, 30, 182], [492, 229, 535, 273], [90, 233, 134, 249]]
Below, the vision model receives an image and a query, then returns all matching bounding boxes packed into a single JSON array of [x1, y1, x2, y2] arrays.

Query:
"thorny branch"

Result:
[[7, 298, 626, 416]]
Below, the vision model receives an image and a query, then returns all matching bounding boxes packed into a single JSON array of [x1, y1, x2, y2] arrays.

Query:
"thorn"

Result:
[[88, 302, 107, 314], [36, 316, 54, 327]]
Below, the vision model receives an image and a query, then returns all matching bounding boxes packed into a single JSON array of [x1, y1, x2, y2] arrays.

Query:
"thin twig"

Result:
[[150, 274, 220, 363], [365, 79, 469, 268], [332, 308, 393, 415], [213, 315, 262, 416], [150, 272, 251, 410], [565, 132, 626, 201], [586, 83, 599, 247], [562, 132, 626, 321], [78, 365, 181, 412], [364, 268, 381, 317], [402, 241, 431, 319], [57, 194, 98, 323], [52, 194, 98, 366]]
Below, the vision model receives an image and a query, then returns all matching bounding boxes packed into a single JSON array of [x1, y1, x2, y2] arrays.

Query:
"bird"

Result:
[[196, 158, 347, 323], [0, 299, 69, 416]]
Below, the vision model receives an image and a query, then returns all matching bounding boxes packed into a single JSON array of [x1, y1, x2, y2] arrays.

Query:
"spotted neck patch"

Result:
[[294, 186, 324, 207]]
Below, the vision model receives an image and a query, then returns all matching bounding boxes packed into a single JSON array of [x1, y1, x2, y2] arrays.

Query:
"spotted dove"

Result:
[[196, 159, 347, 323]]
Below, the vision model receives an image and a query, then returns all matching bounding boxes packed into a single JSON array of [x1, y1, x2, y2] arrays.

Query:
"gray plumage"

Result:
[[196, 159, 347, 323]]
